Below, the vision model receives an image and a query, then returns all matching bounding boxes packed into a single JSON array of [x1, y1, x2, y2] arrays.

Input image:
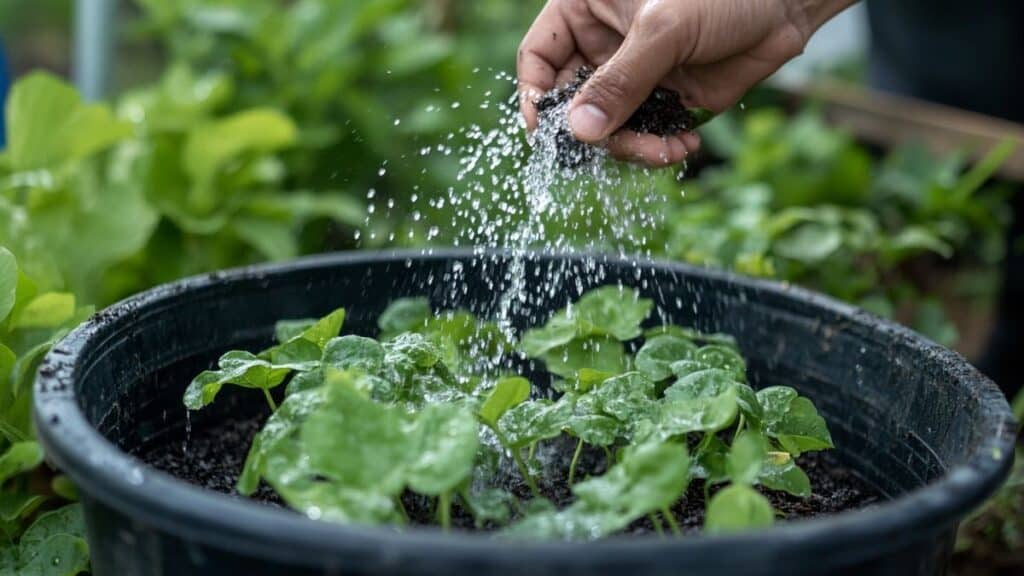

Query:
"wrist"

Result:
[[786, 0, 859, 42]]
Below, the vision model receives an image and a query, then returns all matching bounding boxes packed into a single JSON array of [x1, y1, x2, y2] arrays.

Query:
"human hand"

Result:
[[518, 0, 856, 166]]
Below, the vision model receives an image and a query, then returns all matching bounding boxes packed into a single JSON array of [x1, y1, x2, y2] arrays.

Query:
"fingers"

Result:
[[517, 1, 577, 131], [606, 132, 696, 168], [568, 6, 683, 143]]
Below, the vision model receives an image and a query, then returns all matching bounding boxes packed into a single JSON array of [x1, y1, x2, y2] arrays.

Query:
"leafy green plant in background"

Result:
[[653, 108, 1014, 346], [0, 247, 88, 575], [186, 287, 834, 538], [131, 0, 542, 245]]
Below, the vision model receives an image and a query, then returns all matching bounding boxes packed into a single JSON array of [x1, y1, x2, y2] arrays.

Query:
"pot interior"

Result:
[[76, 253, 992, 508]]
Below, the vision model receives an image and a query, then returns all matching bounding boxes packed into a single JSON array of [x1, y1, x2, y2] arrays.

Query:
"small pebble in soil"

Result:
[[534, 66, 697, 168]]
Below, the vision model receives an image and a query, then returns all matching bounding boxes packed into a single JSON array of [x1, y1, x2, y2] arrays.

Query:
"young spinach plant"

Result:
[[184, 286, 835, 539]]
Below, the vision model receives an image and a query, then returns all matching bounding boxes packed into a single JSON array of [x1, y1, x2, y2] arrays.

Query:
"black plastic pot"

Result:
[[35, 250, 1016, 576]]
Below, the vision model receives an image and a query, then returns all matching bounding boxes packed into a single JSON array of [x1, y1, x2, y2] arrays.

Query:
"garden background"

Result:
[[0, 1, 1021, 574]]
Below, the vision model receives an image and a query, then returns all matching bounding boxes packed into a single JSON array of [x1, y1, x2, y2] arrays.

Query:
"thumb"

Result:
[[569, 15, 681, 142]]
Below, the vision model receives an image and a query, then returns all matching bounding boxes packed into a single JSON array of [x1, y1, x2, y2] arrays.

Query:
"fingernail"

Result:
[[569, 104, 609, 142]]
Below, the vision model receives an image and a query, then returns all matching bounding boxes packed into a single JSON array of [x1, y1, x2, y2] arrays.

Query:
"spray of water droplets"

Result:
[[360, 71, 685, 371]]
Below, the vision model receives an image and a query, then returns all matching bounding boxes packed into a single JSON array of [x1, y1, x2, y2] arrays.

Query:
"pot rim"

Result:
[[33, 249, 1018, 568]]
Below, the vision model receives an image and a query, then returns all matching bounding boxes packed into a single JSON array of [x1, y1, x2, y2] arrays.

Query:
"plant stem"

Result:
[[262, 388, 278, 411], [661, 506, 681, 535], [438, 491, 452, 532], [395, 496, 410, 523], [732, 414, 746, 443], [568, 438, 584, 485], [528, 441, 537, 461], [602, 445, 613, 468], [492, 426, 541, 498], [649, 512, 665, 537], [512, 448, 541, 498]]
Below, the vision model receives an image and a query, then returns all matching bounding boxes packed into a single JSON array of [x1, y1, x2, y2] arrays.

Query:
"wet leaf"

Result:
[[573, 287, 653, 341], [757, 387, 833, 456], [540, 337, 627, 380], [497, 399, 572, 448], [302, 379, 409, 495], [760, 452, 811, 498], [591, 372, 656, 423], [635, 335, 697, 381], [479, 376, 530, 427], [238, 387, 327, 495], [274, 318, 317, 344], [183, 350, 312, 410], [520, 314, 577, 358], [405, 404, 479, 495], [322, 336, 384, 373]]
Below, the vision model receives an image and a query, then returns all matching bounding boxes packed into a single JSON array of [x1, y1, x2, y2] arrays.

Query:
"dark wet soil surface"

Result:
[[139, 408, 882, 534], [534, 66, 698, 168]]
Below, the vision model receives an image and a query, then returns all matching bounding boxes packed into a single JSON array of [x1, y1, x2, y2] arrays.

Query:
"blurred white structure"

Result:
[[74, 0, 116, 101], [772, 3, 868, 89]]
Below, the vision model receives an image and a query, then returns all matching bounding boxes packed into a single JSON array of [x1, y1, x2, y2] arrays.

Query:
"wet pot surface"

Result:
[[34, 250, 1016, 576]]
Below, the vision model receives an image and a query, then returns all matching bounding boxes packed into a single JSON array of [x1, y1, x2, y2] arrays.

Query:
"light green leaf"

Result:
[[760, 452, 811, 498], [591, 372, 656, 422], [520, 314, 578, 358], [302, 379, 409, 495], [657, 387, 739, 437], [705, 484, 775, 534], [540, 337, 627, 380], [274, 319, 317, 344], [497, 399, 573, 448], [726, 431, 767, 485], [0, 442, 43, 485], [573, 440, 690, 518], [773, 222, 842, 263], [8, 293, 75, 330], [6, 72, 131, 171], [479, 376, 530, 427], [231, 216, 298, 261], [0, 248, 16, 323], [238, 388, 327, 495], [573, 286, 653, 341], [184, 108, 297, 184], [183, 350, 315, 410], [10, 504, 89, 576], [378, 298, 430, 338]]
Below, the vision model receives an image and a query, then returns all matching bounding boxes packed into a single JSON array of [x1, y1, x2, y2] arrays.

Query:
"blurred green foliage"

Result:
[[0, 0, 1019, 571]]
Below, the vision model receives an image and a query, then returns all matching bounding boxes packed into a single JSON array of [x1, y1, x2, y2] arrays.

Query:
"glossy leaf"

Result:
[[757, 387, 834, 456], [497, 399, 572, 448], [479, 376, 530, 426], [635, 335, 697, 381], [405, 404, 479, 495], [322, 336, 384, 373]]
